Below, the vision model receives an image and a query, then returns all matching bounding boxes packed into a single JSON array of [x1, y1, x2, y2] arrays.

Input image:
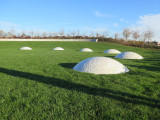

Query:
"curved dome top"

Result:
[[80, 48, 93, 52], [115, 52, 143, 59], [103, 49, 121, 54], [73, 57, 129, 74], [52, 47, 64, 50], [20, 47, 32, 50]]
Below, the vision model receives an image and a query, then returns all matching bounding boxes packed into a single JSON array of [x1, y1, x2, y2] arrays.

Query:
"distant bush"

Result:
[[98, 37, 160, 51]]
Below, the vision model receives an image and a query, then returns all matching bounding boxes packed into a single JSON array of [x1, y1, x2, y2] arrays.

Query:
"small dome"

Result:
[[103, 49, 121, 54], [80, 48, 93, 52], [115, 52, 143, 59], [73, 57, 129, 74], [20, 47, 32, 50], [52, 47, 64, 50]]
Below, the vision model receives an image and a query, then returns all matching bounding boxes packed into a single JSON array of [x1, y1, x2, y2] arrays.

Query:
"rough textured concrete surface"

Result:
[[52, 47, 64, 50], [80, 48, 93, 52], [20, 47, 32, 50], [73, 57, 129, 74], [115, 52, 143, 59], [103, 49, 121, 54]]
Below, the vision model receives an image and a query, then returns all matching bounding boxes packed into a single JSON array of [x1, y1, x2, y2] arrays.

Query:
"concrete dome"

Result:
[[115, 52, 143, 59], [103, 49, 121, 54], [80, 48, 93, 52], [20, 47, 32, 50], [73, 57, 129, 74], [52, 47, 64, 50]]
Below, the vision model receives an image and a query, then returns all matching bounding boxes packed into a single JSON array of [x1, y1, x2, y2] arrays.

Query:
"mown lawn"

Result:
[[0, 41, 159, 120]]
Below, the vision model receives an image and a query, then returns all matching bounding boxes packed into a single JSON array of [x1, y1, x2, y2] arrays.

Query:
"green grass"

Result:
[[0, 41, 160, 120]]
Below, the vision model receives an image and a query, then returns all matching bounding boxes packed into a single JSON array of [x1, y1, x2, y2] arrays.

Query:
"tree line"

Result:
[[0, 27, 159, 49]]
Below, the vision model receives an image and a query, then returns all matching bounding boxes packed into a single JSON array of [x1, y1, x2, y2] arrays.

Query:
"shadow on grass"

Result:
[[95, 52, 103, 53], [129, 64, 160, 72], [0, 67, 159, 109], [104, 56, 116, 58], [59, 63, 77, 69]]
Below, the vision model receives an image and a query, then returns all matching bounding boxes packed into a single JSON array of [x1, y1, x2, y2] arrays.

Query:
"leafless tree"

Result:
[[29, 30, 34, 38], [132, 29, 141, 42], [71, 30, 75, 37], [144, 29, 154, 43], [59, 29, 65, 36], [76, 29, 80, 36], [102, 31, 108, 38], [123, 28, 131, 41], [52, 32, 58, 37], [115, 33, 119, 40], [89, 31, 95, 37], [96, 32, 99, 37], [42, 32, 47, 38], [7, 32, 12, 37], [21, 30, 27, 38], [66, 30, 71, 37], [82, 31, 86, 37], [0, 30, 4, 37], [36, 31, 40, 38], [48, 32, 52, 38], [10, 27, 16, 38]]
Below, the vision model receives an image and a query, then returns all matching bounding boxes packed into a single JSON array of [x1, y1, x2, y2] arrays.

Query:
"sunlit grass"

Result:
[[0, 41, 159, 119]]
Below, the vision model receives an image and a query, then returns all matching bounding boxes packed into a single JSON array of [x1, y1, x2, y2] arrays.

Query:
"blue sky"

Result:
[[0, 0, 160, 40]]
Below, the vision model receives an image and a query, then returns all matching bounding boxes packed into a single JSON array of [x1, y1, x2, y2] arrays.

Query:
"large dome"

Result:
[[103, 49, 121, 54], [20, 47, 32, 50], [73, 57, 129, 74], [52, 47, 64, 50], [115, 52, 143, 59], [80, 48, 93, 52]]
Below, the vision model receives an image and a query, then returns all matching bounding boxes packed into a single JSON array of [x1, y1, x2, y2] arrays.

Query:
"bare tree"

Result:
[[89, 31, 95, 37], [21, 30, 27, 38], [71, 30, 75, 37], [115, 33, 119, 40], [7, 32, 12, 37], [36, 31, 40, 38], [82, 31, 86, 37], [102, 31, 108, 38], [29, 30, 34, 38], [0, 30, 4, 37], [96, 32, 99, 37], [59, 28, 65, 36], [52, 32, 57, 37], [132, 29, 141, 42], [10, 27, 16, 38], [42, 32, 47, 38], [76, 29, 80, 36], [123, 28, 131, 41], [48, 32, 52, 38], [144, 29, 154, 43]]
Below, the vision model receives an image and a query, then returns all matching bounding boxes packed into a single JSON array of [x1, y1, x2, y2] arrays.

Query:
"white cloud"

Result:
[[94, 11, 113, 18], [60, 22, 73, 25], [125, 21, 129, 23], [84, 27, 108, 33], [120, 18, 129, 23], [120, 18, 124, 22], [0, 21, 17, 29], [132, 14, 160, 41], [113, 23, 118, 27]]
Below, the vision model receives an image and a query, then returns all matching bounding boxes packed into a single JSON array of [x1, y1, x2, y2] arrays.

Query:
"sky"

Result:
[[0, 0, 160, 41]]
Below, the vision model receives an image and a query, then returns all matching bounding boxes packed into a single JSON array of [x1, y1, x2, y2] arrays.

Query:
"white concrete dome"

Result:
[[20, 47, 32, 50], [103, 49, 121, 54], [73, 57, 129, 74], [80, 48, 93, 52], [52, 47, 64, 50], [115, 52, 143, 59]]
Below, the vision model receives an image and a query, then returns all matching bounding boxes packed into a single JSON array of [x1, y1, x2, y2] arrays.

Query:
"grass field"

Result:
[[0, 41, 160, 120]]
